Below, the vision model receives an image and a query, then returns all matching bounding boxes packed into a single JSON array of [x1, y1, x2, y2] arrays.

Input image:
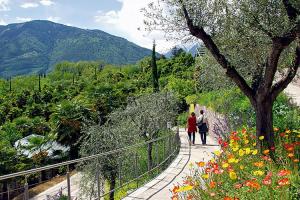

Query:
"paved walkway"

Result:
[[123, 127, 221, 200], [30, 173, 81, 200]]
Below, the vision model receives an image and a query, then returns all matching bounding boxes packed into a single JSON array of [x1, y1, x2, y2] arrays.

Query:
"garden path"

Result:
[[123, 107, 229, 200]]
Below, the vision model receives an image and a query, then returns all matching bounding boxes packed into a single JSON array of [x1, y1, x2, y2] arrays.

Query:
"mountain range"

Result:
[[0, 20, 153, 77]]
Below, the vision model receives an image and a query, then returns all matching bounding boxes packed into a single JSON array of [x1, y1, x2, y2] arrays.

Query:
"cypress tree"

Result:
[[38, 74, 41, 92], [9, 77, 11, 92], [151, 40, 159, 93]]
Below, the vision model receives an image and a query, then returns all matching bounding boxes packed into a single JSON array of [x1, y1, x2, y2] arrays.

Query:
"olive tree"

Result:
[[79, 92, 178, 199], [144, 0, 300, 151], [122, 92, 178, 170]]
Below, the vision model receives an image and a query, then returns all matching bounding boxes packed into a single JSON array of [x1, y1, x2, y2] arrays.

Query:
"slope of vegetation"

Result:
[[0, 20, 154, 76]]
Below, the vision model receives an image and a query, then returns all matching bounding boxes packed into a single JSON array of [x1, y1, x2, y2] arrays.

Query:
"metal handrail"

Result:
[[0, 134, 172, 181], [0, 128, 180, 200]]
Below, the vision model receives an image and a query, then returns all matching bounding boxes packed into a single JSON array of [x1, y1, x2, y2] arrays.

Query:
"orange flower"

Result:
[[210, 192, 216, 197], [187, 194, 193, 200], [224, 197, 233, 200], [171, 195, 178, 200], [209, 181, 216, 188], [172, 185, 179, 194], [245, 180, 261, 190], [293, 159, 299, 163], [234, 183, 243, 189], [253, 161, 264, 168], [196, 161, 205, 167], [287, 153, 294, 158], [277, 170, 291, 177], [274, 127, 279, 132], [263, 149, 270, 155], [278, 178, 289, 186]]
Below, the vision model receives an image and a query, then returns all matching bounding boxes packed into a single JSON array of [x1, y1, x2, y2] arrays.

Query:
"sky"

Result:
[[0, 0, 178, 52]]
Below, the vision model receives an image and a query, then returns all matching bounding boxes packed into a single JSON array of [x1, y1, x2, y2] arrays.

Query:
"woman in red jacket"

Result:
[[186, 112, 197, 145]]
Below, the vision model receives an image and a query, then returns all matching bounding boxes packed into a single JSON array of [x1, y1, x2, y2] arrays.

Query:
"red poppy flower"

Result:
[[262, 177, 272, 185], [279, 132, 285, 137], [205, 168, 211, 173], [277, 170, 291, 176], [278, 178, 289, 186]]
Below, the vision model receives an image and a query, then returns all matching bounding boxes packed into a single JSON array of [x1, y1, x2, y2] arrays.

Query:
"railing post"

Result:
[[24, 175, 29, 200], [66, 165, 71, 200], [163, 138, 166, 161], [97, 169, 101, 200], [168, 135, 171, 160], [156, 141, 159, 170], [135, 153, 138, 188], [118, 159, 122, 187], [7, 184, 10, 200]]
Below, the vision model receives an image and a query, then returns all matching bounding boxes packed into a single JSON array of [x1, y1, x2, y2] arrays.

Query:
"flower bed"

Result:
[[172, 128, 300, 200]]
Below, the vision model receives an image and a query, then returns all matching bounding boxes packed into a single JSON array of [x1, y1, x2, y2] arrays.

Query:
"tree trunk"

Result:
[[254, 97, 275, 151], [147, 142, 153, 171], [109, 174, 116, 200]]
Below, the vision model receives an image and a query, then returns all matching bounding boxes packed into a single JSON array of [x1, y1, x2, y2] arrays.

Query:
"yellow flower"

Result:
[[222, 163, 229, 168], [214, 150, 221, 157], [238, 149, 245, 157], [253, 170, 264, 176], [234, 159, 239, 163], [229, 171, 237, 180], [274, 127, 279, 132], [176, 185, 194, 192], [298, 134, 300, 138], [252, 143, 257, 147], [228, 158, 236, 163], [244, 140, 249, 144], [202, 174, 209, 179], [240, 165, 245, 170], [244, 148, 251, 155], [252, 149, 258, 155], [259, 136, 264, 140], [232, 147, 239, 152], [285, 130, 291, 134]]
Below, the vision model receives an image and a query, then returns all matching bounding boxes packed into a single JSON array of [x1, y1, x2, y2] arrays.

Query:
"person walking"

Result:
[[197, 110, 209, 145], [186, 112, 197, 145]]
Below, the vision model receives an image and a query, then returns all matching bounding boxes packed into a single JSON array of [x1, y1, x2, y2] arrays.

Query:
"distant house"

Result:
[[14, 134, 69, 158]]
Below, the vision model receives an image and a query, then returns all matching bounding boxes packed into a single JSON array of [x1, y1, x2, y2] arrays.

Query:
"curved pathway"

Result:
[[123, 108, 227, 200]]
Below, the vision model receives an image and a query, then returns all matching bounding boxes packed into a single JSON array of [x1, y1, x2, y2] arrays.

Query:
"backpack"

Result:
[[196, 116, 203, 127]]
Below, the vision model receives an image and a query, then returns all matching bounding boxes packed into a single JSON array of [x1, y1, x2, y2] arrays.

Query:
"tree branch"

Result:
[[262, 28, 298, 95], [282, 0, 300, 21], [181, 3, 255, 104], [271, 46, 300, 100]]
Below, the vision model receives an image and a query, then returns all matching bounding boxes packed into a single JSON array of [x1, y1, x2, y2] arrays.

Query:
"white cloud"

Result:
[[16, 17, 32, 22], [40, 0, 54, 6], [47, 16, 60, 22], [20, 2, 39, 8], [0, 0, 10, 11], [0, 18, 7, 25], [94, 0, 175, 52]]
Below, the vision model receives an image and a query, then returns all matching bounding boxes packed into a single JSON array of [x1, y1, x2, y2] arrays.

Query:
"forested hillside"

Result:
[[0, 20, 153, 77]]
